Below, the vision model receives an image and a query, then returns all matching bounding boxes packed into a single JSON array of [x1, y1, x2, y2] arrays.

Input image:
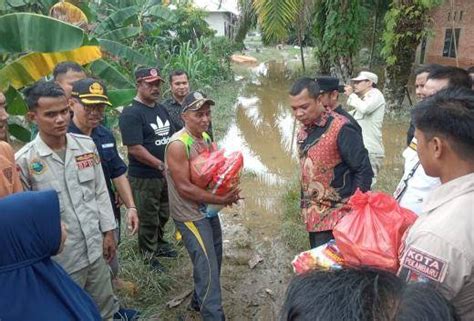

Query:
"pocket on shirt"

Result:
[[78, 167, 95, 201]]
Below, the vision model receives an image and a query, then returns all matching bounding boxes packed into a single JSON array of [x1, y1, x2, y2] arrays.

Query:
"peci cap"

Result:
[[316, 76, 344, 93], [181, 91, 215, 113], [71, 78, 112, 106], [135, 67, 162, 83], [351, 71, 378, 84]]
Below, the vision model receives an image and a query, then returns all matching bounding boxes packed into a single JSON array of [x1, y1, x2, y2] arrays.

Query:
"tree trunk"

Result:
[[337, 55, 353, 83], [297, 30, 306, 72], [369, 5, 380, 69], [383, 2, 429, 111]]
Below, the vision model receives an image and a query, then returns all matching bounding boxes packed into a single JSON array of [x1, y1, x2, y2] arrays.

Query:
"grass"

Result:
[[115, 75, 242, 318]]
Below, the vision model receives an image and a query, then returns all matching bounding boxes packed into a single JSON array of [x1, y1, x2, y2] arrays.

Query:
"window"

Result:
[[460, 11, 463, 21], [442, 28, 460, 58], [448, 11, 451, 21]]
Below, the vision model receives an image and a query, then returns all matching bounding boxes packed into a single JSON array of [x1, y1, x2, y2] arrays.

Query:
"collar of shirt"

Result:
[[34, 133, 79, 157], [68, 122, 107, 139], [304, 110, 330, 132], [423, 172, 474, 214]]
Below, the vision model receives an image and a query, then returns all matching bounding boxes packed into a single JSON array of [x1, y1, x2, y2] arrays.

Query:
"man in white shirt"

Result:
[[395, 66, 471, 214], [344, 71, 385, 184]]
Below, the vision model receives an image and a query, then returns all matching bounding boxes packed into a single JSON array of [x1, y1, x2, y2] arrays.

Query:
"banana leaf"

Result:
[[108, 88, 136, 108], [89, 59, 134, 89], [93, 6, 139, 36], [101, 26, 141, 41], [0, 45, 102, 90], [0, 13, 84, 53], [4, 86, 28, 116], [8, 123, 31, 143], [98, 39, 156, 66]]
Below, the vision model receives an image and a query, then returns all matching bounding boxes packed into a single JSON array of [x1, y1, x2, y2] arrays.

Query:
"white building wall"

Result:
[[205, 12, 228, 37]]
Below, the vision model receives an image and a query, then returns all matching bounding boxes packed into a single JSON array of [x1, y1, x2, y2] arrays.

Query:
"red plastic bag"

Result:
[[333, 190, 417, 272], [190, 149, 226, 189], [209, 151, 244, 195]]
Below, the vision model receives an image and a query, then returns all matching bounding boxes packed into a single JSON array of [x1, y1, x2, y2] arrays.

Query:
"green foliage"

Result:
[[0, 13, 84, 53], [4, 86, 27, 115], [162, 37, 235, 88], [381, 0, 441, 66], [253, 0, 301, 43], [89, 59, 134, 89], [98, 39, 156, 66]]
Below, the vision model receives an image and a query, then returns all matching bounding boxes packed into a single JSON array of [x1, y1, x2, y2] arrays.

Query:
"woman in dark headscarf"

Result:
[[0, 190, 101, 321]]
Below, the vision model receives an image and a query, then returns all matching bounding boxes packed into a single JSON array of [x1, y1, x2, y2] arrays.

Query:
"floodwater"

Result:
[[214, 61, 407, 320], [221, 61, 408, 233], [220, 62, 299, 235]]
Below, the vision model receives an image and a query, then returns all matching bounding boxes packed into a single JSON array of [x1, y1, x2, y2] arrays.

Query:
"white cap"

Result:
[[351, 71, 378, 85]]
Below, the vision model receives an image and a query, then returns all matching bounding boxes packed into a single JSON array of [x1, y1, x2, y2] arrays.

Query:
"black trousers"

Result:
[[309, 230, 334, 249]]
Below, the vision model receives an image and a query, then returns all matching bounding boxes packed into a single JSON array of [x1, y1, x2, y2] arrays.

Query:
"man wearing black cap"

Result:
[[68, 79, 139, 287], [289, 77, 373, 249], [166, 91, 240, 320], [316, 76, 362, 135], [119, 67, 176, 271]]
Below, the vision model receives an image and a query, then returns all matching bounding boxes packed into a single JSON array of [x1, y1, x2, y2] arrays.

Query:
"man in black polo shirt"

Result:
[[119, 67, 176, 271], [162, 70, 214, 139], [316, 76, 362, 135], [162, 70, 189, 131]]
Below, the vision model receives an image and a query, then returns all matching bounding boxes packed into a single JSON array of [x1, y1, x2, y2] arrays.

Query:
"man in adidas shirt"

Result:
[[119, 67, 176, 271]]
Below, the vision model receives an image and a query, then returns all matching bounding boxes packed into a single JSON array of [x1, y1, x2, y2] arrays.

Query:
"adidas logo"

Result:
[[150, 116, 170, 136]]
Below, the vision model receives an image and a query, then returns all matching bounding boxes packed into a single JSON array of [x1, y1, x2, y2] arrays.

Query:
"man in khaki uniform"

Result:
[[398, 87, 474, 321], [15, 81, 120, 320]]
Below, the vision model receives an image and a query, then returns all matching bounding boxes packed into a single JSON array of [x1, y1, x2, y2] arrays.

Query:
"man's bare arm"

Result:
[[166, 141, 239, 205], [127, 144, 164, 170]]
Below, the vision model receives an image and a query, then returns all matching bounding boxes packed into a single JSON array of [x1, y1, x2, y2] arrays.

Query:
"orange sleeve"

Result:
[[0, 142, 23, 196]]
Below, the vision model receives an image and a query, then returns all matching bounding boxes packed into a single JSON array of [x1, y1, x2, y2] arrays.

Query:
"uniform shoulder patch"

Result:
[[29, 158, 47, 175], [399, 246, 448, 283]]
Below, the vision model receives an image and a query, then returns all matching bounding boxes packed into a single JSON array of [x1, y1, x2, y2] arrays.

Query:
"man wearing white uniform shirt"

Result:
[[394, 66, 471, 214], [344, 71, 385, 183]]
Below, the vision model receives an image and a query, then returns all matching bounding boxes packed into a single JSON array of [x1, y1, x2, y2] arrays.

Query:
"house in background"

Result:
[[417, 0, 474, 68], [193, 0, 239, 38]]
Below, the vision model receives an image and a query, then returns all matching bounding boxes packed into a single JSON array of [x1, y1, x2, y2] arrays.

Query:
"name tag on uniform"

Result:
[[399, 246, 448, 283], [75, 153, 96, 170], [102, 143, 114, 148]]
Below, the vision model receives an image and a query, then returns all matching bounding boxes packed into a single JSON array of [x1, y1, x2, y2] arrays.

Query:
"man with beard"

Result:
[[119, 67, 176, 271], [0, 91, 22, 198], [163, 70, 214, 139], [162, 70, 190, 131]]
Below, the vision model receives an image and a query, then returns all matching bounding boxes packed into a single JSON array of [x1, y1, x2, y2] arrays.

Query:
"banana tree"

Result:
[[0, 12, 103, 141]]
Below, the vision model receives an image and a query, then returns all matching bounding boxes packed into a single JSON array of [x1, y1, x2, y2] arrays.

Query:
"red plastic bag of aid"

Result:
[[190, 149, 226, 189], [209, 151, 244, 195], [333, 190, 417, 273]]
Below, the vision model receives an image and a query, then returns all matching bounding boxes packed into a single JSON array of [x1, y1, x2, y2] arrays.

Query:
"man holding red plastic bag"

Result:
[[165, 91, 241, 320], [289, 77, 373, 249]]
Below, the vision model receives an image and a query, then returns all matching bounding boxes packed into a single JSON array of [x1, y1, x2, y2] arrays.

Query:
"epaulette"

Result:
[[68, 132, 93, 141]]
